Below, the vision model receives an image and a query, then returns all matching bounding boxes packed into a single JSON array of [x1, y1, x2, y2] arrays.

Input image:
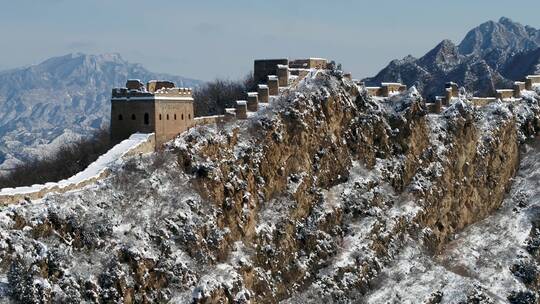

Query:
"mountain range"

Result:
[[0, 53, 201, 172], [364, 17, 540, 99]]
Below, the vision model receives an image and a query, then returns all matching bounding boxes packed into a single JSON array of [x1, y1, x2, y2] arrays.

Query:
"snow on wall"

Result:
[[0, 133, 155, 205]]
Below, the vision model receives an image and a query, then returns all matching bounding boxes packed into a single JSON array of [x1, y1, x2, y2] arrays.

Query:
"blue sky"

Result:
[[0, 0, 539, 81]]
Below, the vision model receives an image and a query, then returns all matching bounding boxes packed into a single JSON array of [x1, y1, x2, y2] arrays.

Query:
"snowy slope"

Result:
[[0, 72, 539, 303], [364, 138, 540, 303]]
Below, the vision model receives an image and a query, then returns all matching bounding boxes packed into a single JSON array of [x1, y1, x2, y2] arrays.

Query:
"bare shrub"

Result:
[[193, 72, 256, 116]]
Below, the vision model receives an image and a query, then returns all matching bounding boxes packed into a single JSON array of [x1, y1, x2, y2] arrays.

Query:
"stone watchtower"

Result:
[[110, 79, 195, 147]]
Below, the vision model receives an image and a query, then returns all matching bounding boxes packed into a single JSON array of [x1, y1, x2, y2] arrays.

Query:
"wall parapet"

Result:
[[0, 133, 155, 206], [193, 115, 231, 126]]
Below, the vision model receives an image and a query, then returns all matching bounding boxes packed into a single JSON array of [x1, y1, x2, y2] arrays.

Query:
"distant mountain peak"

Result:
[[458, 17, 539, 56], [433, 39, 458, 53], [498, 16, 515, 25], [418, 39, 461, 70], [364, 17, 540, 99]]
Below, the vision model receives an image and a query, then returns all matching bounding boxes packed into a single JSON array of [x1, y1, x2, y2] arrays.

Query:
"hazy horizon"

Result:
[[1, 0, 539, 81]]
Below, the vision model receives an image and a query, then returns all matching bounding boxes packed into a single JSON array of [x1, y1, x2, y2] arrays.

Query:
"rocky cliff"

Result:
[[0, 71, 539, 303]]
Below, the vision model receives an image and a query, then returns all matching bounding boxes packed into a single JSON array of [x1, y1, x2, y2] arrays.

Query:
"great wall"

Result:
[[0, 57, 539, 206]]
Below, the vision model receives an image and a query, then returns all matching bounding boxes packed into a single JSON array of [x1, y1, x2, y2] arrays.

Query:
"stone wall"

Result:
[[193, 115, 230, 126], [471, 97, 497, 106], [111, 100, 156, 142], [496, 89, 515, 100], [0, 134, 156, 206], [366, 87, 382, 96], [154, 100, 194, 147], [381, 83, 406, 96]]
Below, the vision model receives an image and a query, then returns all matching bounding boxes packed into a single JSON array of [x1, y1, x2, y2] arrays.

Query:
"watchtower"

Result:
[[110, 79, 195, 147]]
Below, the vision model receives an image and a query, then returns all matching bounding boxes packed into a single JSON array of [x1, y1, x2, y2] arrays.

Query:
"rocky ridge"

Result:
[[364, 17, 540, 99], [0, 71, 539, 303]]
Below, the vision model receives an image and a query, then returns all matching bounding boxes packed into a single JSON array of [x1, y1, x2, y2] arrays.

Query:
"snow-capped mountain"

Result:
[[0, 53, 201, 172], [364, 17, 540, 99]]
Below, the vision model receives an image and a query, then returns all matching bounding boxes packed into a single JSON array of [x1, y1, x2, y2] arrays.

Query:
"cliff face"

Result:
[[0, 72, 539, 303]]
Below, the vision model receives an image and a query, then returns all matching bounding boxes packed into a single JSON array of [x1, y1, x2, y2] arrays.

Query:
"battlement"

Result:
[[147, 80, 175, 93], [496, 89, 515, 100], [365, 82, 407, 97], [366, 87, 382, 96], [254, 58, 289, 84], [112, 80, 193, 101], [526, 75, 540, 90], [235, 100, 248, 119], [254, 57, 330, 87]]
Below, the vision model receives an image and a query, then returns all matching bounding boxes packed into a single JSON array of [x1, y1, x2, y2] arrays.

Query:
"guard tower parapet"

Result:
[[110, 80, 195, 147]]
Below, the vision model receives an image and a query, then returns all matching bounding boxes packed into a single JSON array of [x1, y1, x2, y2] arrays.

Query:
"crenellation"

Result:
[[147, 80, 175, 93], [362, 74, 539, 114], [277, 65, 289, 87], [126, 79, 145, 91], [247, 92, 259, 111], [258, 84, 269, 103], [235, 100, 248, 119], [268, 76, 279, 95], [514, 81, 526, 97]]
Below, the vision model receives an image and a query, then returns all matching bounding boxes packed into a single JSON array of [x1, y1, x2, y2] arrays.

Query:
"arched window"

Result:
[[181, 113, 184, 120], [131, 114, 136, 120], [174, 114, 177, 120], [144, 113, 149, 125], [159, 114, 162, 120], [188, 114, 191, 120], [166, 114, 169, 120], [118, 114, 123, 121]]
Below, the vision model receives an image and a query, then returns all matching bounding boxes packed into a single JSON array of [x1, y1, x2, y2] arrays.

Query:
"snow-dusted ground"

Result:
[[364, 138, 540, 303]]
